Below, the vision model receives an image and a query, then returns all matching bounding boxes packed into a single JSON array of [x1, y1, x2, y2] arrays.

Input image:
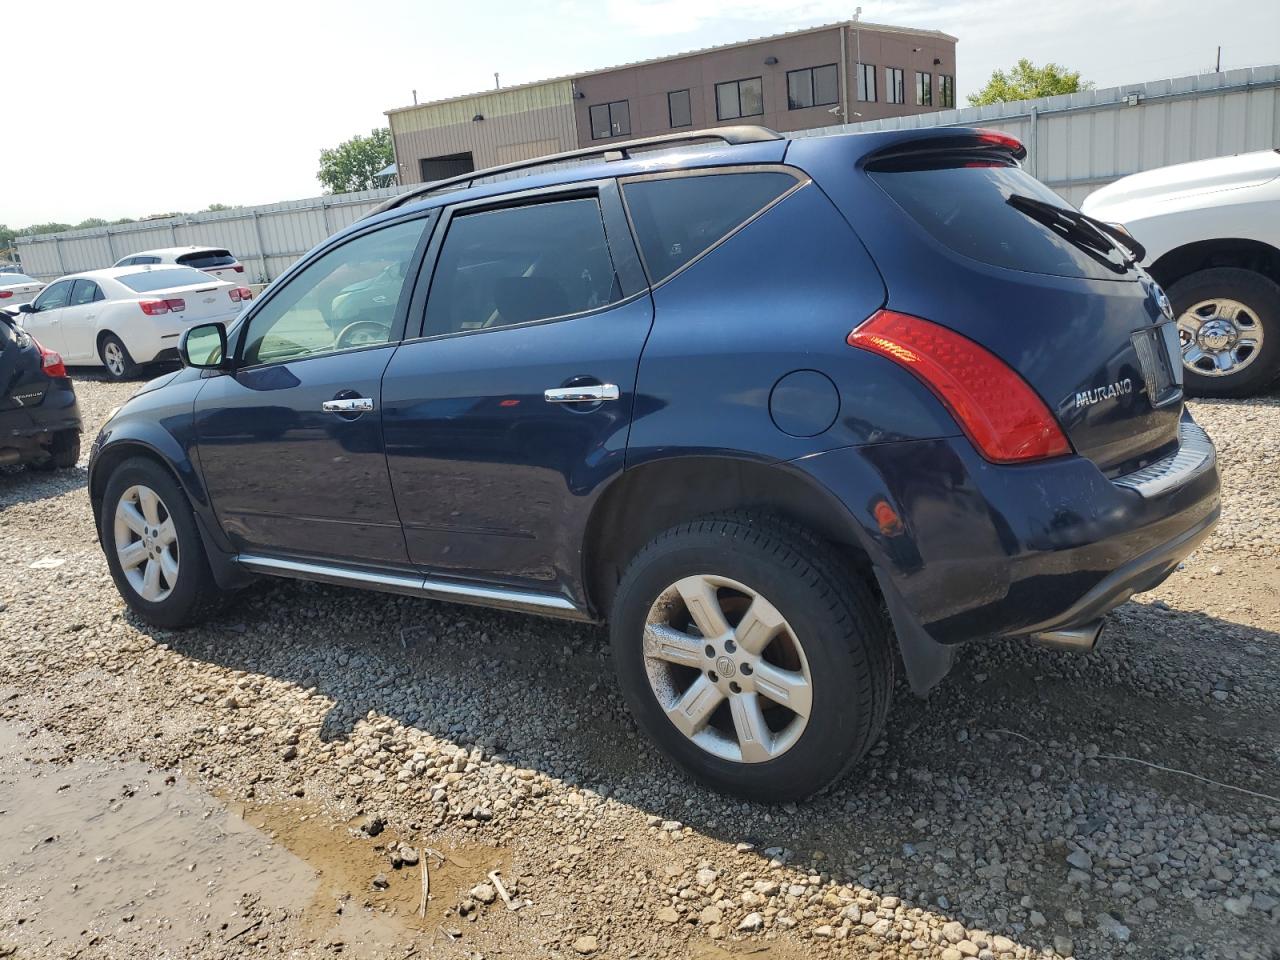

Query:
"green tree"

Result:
[[205, 203, 235, 212], [317, 128, 394, 194], [968, 59, 1093, 106], [75, 218, 109, 230], [20, 222, 74, 236]]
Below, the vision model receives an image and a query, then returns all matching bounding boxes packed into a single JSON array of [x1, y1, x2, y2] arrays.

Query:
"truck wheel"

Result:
[[1169, 268, 1280, 397], [609, 513, 893, 802], [30, 430, 80, 471], [99, 333, 139, 381], [99, 456, 227, 627]]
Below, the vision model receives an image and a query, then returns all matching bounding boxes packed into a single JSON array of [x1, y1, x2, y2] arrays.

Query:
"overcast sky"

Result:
[[2, 0, 1277, 227]]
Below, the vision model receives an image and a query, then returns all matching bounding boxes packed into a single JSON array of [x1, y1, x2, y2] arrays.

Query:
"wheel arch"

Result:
[[1148, 237, 1280, 290]]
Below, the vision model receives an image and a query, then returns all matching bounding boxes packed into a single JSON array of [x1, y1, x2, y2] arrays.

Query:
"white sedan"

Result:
[[16, 265, 251, 379], [0, 272, 46, 309]]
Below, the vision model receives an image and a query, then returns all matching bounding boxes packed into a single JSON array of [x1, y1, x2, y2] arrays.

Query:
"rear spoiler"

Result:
[[860, 128, 1029, 168]]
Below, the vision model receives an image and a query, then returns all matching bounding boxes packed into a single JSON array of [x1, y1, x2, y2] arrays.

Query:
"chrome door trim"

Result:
[[322, 397, 375, 413], [544, 384, 620, 403], [235, 554, 587, 619]]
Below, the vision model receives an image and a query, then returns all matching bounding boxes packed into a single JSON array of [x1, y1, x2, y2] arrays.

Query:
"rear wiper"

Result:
[[1007, 194, 1145, 265]]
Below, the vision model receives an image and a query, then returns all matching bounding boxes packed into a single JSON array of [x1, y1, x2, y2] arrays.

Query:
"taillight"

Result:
[[34, 339, 66, 378], [139, 298, 187, 315], [228, 286, 253, 302], [975, 129, 1026, 158], [0, 290, 12, 299], [233, 264, 245, 273], [848, 310, 1071, 463]]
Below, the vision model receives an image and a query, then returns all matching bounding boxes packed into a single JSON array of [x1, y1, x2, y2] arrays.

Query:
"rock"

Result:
[[371, 873, 389, 890], [941, 950, 964, 960], [656, 906, 679, 923], [699, 905, 722, 924], [1066, 849, 1092, 871], [572, 935, 598, 955], [469, 883, 497, 905], [280, 745, 298, 761], [1096, 913, 1131, 941], [737, 912, 763, 932], [1054, 935, 1074, 957], [814, 925, 834, 938], [1029, 911, 1047, 927], [1223, 895, 1252, 917], [1064, 908, 1084, 926], [695, 867, 719, 886], [399, 844, 418, 866], [942, 920, 967, 943], [991, 934, 1016, 952], [956, 941, 980, 957]]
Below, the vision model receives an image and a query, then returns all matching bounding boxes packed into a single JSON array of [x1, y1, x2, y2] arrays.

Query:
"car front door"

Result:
[[193, 212, 435, 567], [21, 279, 73, 353], [59, 279, 105, 362], [382, 182, 653, 605]]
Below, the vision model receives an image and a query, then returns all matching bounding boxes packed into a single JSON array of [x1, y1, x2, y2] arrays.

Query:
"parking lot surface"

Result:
[[1, 375, 1277, 960]]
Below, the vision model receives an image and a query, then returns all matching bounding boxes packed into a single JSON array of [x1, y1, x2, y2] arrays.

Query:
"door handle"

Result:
[[322, 397, 375, 413], [544, 384, 620, 403]]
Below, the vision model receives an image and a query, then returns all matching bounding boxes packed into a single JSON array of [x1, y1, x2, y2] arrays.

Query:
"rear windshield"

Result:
[[118, 267, 215, 292], [176, 249, 235, 269], [869, 162, 1132, 281], [0, 273, 37, 284]]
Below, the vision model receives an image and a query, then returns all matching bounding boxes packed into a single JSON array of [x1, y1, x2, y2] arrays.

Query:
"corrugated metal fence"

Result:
[[15, 64, 1279, 281]]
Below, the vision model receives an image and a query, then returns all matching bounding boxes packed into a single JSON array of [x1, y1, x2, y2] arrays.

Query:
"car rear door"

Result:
[[192, 212, 435, 567], [20, 279, 73, 354], [382, 180, 652, 605]]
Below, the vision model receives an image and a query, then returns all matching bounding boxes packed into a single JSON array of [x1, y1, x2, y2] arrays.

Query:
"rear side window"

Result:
[[69, 279, 103, 305], [424, 197, 621, 337], [869, 162, 1131, 280], [118, 267, 215, 292], [622, 172, 798, 283], [177, 249, 236, 269]]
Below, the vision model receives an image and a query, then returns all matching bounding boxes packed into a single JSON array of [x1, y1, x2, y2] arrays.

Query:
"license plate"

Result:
[[1131, 321, 1182, 408]]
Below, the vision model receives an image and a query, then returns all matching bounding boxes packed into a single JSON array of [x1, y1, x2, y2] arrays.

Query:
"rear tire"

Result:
[[99, 456, 228, 627], [1168, 268, 1280, 398], [29, 430, 80, 471], [99, 333, 139, 381], [609, 513, 893, 802]]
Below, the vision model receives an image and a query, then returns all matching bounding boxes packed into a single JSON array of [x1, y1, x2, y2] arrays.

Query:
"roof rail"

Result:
[[365, 125, 784, 218]]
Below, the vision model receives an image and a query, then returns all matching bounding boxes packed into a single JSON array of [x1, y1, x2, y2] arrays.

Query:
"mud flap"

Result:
[[872, 566, 957, 695]]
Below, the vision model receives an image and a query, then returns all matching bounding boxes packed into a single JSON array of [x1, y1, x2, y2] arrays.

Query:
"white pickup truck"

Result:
[[1083, 149, 1280, 397]]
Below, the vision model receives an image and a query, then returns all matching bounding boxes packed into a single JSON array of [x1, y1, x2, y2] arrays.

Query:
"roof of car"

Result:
[[120, 246, 230, 258]]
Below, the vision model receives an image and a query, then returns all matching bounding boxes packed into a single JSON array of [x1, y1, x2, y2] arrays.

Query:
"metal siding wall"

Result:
[[13, 186, 406, 283], [788, 64, 1279, 204]]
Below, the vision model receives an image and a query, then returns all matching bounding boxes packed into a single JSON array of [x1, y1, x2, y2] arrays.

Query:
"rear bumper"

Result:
[[0, 378, 81, 462], [796, 411, 1221, 650]]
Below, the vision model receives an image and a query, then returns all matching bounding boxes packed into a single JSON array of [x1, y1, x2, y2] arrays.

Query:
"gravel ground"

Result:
[[0, 373, 1278, 960]]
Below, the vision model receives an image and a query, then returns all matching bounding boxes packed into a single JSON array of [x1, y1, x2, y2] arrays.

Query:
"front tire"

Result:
[[100, 457, 227, 627], [99, 333, 139, 381], [609, 514, 893, 802], [1169, 268, 1280, 397]]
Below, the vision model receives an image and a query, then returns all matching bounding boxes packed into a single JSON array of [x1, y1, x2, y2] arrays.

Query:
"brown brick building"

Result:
[[387, 20, 957, 186]]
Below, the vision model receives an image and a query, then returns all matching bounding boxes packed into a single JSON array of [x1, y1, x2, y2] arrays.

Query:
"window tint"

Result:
[[715, 77, 763, 120], [118, 267, 216, 292], [886, 67, 905, 104], [916, 71, 932, 106], [69, 279, 102, 306], [0, 273, 37, 284], [424, 198, 621, 337], [870, 162, 1131, 280], [177, 249, 236, 269], [241, 218, 426, 366], [589, 100, 630, 139], [857, 63, 876, 102], [668, 89, 692, 128], [32, 280, 72, 312], [787, 64, 838, 109], [622, 172, 798, 283], [939, 75, 955, 108]]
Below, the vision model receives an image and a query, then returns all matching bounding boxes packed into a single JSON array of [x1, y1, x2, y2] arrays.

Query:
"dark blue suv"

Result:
[[89, 126, 1220, 801]]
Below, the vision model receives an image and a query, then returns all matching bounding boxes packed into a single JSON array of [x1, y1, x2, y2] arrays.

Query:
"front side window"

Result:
[[32, 280, 72, 312], [668, 89, 692, 128], [424, 197, 621, 337], [715, 77, 763, 120], [886, 67, 905, 104], [589, 100, 631, 139], [786, 64, 839, 110], [916, 71, 933, 106], [939, 74, 955, 108], [241, 217, 427, 366], [857, 63, 876, 102], [622, 171, 799, 283], [69, 279, 102, 305]]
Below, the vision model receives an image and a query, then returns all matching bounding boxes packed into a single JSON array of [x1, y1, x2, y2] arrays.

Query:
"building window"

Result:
[[786, 64, 839, 110], [668, 89, 692, 128], [856, 62, 876, 102], [916, 72, 932, 106], [886, 67, 905, 104], [715, 77, 763, 120], [939, 74, 955, 108], [589, 100, 631, 140], [420, 152, 475, 182]]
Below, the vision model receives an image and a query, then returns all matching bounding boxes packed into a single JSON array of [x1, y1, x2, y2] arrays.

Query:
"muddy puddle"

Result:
[[0, 718, 506, 956]]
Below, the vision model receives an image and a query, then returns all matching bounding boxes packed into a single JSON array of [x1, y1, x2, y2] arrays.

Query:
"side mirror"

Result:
[[180, 322, 228, 369], [18, 303, 33, 313]]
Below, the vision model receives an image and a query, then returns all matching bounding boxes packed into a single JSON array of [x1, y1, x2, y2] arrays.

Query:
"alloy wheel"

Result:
[[113, 484, 179, 602], [1178, 298, 1264, 377], [103, 341, 126, 377], [643, 574, 813, 764]]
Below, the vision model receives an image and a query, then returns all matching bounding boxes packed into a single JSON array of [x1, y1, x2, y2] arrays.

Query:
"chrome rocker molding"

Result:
[[1113, 419, 1215, 498], [235, 554, 588, 620]]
